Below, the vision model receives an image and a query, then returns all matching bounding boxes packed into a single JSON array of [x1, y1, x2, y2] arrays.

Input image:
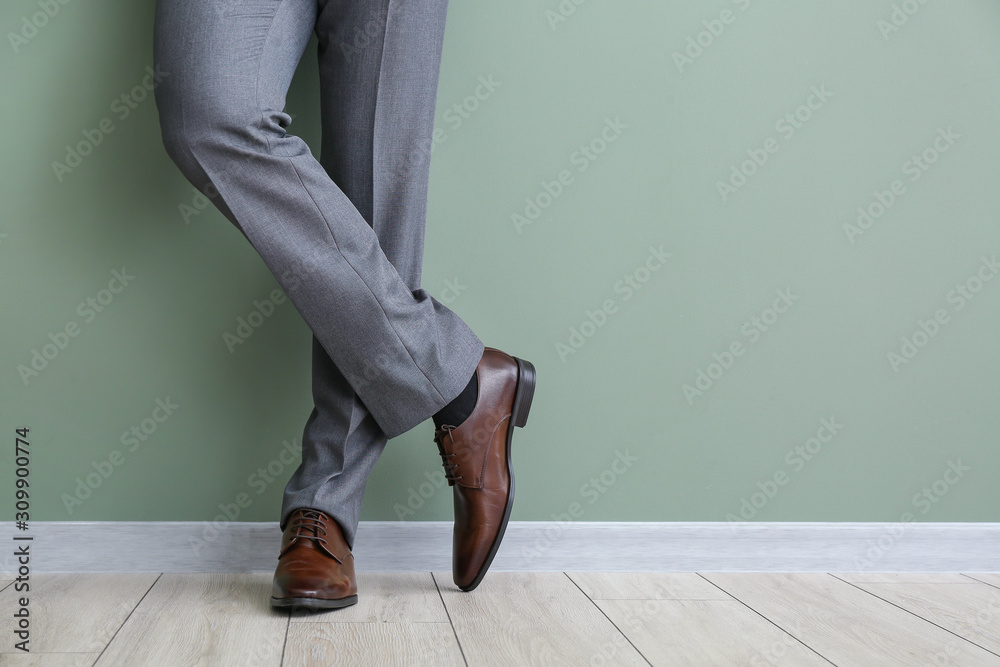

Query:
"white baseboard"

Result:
[[2, 521, 998, 574]]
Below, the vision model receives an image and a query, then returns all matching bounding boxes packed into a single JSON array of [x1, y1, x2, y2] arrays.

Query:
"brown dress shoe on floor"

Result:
[[434, 347, 536, 591], [270, 508, 358, 610]]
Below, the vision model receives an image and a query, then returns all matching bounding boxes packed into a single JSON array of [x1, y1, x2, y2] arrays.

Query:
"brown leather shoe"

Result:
[[434, 347, 536, 591], [270, 508, 358, 610]]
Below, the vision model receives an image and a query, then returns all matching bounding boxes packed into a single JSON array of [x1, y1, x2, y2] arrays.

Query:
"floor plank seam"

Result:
[[562, 572, 654, 667], [278, 609, 290, 667], [11, 571, 1000, 665], [90, 572, 163, 667], [963, 573, 1000, 591], [695, 572, 839, 667], [431, 571, 469, 667], [829, 573, 1000, 660]]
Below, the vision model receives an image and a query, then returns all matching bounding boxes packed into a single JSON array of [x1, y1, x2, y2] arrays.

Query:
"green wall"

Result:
[[3, 0, 999, 525]]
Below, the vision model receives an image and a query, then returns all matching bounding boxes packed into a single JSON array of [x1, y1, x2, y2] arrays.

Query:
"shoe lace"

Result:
[[434, 424, 463, 485], [288, 509, 329, 549]]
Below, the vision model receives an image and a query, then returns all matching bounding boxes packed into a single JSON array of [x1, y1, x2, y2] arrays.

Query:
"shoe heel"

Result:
[[512, 357, 536, 428]]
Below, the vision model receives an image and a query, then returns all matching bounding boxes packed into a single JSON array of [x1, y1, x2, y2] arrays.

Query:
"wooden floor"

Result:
[[2, 572, 1000, 666]]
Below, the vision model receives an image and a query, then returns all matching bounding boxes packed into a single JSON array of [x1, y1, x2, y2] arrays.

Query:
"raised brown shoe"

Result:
[[270, 508, 358, 610], [434, 347, 536, 591]]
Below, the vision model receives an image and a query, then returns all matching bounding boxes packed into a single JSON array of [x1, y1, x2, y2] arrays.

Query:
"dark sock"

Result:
[[433, 372, 478, 429]]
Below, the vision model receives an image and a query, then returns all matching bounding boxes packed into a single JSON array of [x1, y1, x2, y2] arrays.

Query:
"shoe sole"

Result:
[[270, 594, 358, 610], [458, 356, 536, 592]]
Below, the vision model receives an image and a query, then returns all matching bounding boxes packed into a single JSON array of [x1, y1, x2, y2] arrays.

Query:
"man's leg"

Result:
[[278, 0, 465, 550], [153, 0, 484, 450]]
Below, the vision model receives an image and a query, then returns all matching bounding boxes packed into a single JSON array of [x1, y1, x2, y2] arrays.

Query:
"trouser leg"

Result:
[[278, 0, 470, 547], [282, 340, 386, 548], [152, 0, 484, 458]]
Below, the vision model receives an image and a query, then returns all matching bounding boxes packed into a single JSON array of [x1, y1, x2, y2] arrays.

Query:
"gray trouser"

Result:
[[153, 0, 484, 548]]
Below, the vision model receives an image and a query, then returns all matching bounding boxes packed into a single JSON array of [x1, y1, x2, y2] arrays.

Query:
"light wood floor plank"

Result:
[[94, 573, 285, 667], [567, 572, 732, 600], [0, 574, 156, 653], [0, 653, 99, 666], [284, 622, 463, 666], [435, 572, 647, 666], [597, 598, 830, 666], [704, 573, 999, 666], [288, 572, 448, 624], [7, 570, 997, 665], [846, 579, 1000, 655], [834, 573, 974, 584]]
